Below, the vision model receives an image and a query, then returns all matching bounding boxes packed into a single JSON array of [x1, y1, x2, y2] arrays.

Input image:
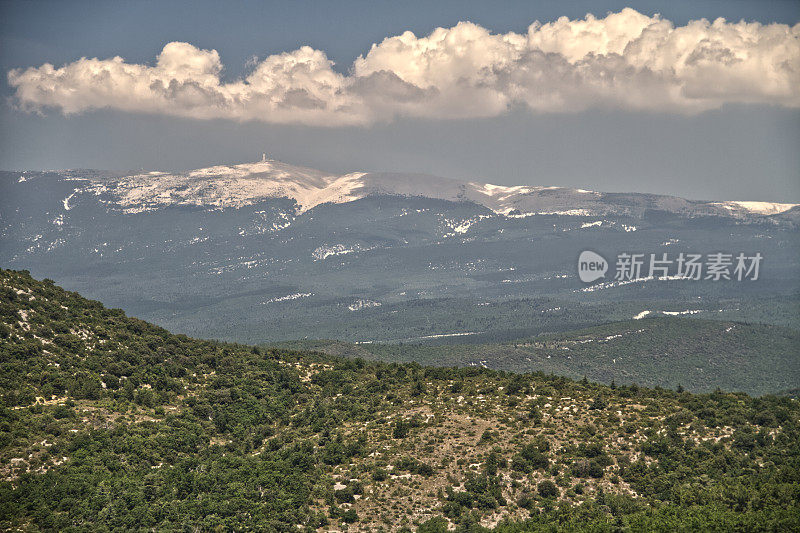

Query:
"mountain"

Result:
[[2, 160, 799, 347], [13, 158, 799, 219], [2, 269, 799, 531]]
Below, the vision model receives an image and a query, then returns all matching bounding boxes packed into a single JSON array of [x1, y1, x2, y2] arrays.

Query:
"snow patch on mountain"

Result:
[[717, 201, 797, 216], [62, 192, 76, 211], [313, 244, 356, 261], [442, 214, 495, 235], [348, 299, 381, 311], [263, 293, 312, 304]]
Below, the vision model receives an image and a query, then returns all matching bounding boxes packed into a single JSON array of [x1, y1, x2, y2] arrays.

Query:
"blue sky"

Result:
[[1, 0, 798, 201]]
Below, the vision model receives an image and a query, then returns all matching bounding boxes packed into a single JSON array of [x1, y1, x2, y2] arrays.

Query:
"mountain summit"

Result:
[[33, 159, 798, 220]]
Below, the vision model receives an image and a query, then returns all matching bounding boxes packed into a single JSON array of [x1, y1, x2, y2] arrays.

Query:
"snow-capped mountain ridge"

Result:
[[35, 159, 800, 221]]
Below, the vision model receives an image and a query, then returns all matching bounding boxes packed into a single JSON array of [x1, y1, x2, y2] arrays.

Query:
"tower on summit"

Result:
[[261, 153, 266, 162]]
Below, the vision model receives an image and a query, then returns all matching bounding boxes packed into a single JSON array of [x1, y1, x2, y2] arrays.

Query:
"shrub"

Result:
[[417, 516, 448, 533], [373, 468, 388, 482], [341, 509, 358, 523], [393, 420, 410, 439], [538, 480, 559, 498]]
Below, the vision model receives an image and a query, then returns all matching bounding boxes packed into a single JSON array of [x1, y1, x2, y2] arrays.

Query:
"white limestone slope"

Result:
[[66, 158, 798, 220], [87, 160, 361, 214], [712, 201, 797, 216], [77, 159, 610, 215]]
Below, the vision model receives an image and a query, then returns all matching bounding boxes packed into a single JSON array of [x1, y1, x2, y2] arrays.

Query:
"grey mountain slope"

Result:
[[1, 159, 798, 347]]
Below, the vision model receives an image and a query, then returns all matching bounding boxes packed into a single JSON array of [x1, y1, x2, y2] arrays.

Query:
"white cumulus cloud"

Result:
[[8, 8, 800, 125]]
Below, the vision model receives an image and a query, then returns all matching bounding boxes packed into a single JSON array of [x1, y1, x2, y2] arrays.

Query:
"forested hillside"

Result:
[[278, 317, 800, 396], [1, 269, 799, 531]]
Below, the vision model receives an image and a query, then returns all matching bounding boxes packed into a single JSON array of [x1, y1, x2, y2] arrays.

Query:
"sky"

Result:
[[1, 0, 798, 202]]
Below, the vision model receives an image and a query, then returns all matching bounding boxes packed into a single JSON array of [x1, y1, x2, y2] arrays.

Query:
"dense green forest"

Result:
[[1, 269, 799, 531], [277, 317, 800, 396]]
